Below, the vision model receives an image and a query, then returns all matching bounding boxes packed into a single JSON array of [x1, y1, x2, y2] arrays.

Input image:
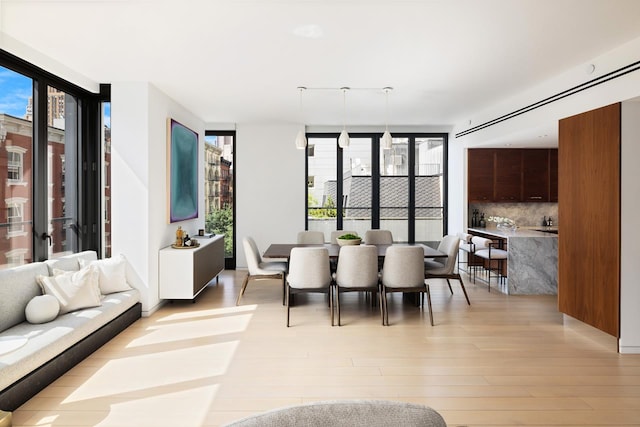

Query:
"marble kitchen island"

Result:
[[467, 226, 558, 295]]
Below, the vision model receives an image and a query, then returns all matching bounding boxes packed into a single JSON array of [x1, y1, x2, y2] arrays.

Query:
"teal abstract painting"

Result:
[[168, 119, 198, 222]]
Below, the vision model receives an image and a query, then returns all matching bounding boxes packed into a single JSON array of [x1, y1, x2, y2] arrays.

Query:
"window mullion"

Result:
[[32, 79, 49, 261]]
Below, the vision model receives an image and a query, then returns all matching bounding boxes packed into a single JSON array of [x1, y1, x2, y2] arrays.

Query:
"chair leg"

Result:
[[329, 288, 334, 326], [236, 274, 251, 306], [282, 274, 286, 305], [457, 275, 471, 305], [378, 285, 384, 325], [286, 284, 291, 327], [446, 279, 453, 295], [382, 288, 389, 326], [336, 288, 341, 326], [424, 285, 434, 326]]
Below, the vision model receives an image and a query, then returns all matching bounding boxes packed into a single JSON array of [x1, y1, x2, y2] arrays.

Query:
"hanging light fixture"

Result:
[[381, 87, 393, 150], [338, 87, 350, 148], [295, 87, 307, 149]]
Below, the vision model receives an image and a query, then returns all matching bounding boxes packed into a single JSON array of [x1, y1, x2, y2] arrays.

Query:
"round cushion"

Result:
[[25, 295, 60, 324]]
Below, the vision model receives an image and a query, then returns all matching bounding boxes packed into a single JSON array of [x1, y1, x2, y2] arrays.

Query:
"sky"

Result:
[[1, 65, 112, 127], [0, 65, 32, 119]]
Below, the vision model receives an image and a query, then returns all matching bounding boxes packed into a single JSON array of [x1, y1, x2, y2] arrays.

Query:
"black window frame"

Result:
[[1, 49, 108, 261], [304, 132, 448, 244]]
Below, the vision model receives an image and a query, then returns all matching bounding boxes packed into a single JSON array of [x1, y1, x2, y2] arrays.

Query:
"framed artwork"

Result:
[[167, 118, 199, 223]]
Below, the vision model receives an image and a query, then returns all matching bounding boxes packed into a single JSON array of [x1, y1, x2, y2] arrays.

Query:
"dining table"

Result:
[[263, 242, 447, 260]]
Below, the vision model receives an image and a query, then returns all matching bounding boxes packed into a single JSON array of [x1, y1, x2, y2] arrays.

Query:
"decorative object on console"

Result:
[[167, 118, 199, 223]]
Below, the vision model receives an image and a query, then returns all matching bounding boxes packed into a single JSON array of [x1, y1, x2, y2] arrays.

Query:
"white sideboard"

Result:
[[159, 234, 224, 300]]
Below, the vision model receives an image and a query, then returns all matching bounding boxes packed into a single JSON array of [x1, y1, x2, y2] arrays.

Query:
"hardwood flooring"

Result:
[[11, 271, 640, 426]]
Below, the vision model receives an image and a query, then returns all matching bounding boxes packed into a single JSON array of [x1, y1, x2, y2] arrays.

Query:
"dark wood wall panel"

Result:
[[558, 103, 620, 337]]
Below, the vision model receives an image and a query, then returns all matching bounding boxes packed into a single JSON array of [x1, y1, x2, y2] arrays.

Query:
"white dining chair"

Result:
[[380, 245, 433, 326], [364, 229, 393, 245], [425, 235, 470, 305], [333, 245, 382, 326], [286, 247, 334, 327], [237, 236, 288, 306], [296, 231, 325, 244]]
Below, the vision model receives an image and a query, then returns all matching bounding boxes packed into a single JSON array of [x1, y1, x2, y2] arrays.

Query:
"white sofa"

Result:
[[0, 251, 141, 411]]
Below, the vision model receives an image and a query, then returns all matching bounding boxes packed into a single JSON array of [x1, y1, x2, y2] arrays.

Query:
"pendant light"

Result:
[[338, 87, 350, 148], [295, 86, 307, 149], [381, 87, 393, 150]]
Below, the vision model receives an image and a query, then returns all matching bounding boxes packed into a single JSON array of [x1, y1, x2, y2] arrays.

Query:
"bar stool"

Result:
[[457, 233, 473, 274], [471, 236, 508, 292]]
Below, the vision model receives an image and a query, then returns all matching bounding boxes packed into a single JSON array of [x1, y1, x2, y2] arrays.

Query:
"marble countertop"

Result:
[[468, 226, 558, 239]]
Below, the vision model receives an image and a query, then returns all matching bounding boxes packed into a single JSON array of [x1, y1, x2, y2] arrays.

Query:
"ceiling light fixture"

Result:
[[338, 87, 350, 148], [295, 86, 307, 149], [381, 87, 393, 150]]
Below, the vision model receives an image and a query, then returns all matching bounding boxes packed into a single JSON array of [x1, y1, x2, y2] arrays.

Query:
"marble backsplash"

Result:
[[469, 202, 558, 227]]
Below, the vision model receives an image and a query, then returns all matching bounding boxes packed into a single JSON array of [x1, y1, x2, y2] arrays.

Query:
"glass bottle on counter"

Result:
[[479, 213, 486, 228]]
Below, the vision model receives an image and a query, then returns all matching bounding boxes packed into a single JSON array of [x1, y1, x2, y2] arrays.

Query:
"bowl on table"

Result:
[[336, 234, 362, 246]]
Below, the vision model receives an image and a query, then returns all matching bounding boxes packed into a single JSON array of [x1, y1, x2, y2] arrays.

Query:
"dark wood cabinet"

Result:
[[522, 149, 550, 202], [468, 149, 495, 202], [468, 148, 558, 203], [549, 149, 558, 202], [558, 103, 620, 337], [494, 149, 522, 202]]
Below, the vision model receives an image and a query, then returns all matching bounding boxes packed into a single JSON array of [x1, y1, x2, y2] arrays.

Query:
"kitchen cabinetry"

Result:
[[468, 149, 495, 202], [522, 149, 550, 201], [494, 149, 522, 201], [468, 148, 558, 203], [159, 234, 224, 300], [549, 149, 558, 202]]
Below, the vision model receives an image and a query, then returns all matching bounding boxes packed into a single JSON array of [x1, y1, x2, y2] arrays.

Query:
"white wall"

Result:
[[235, 123, 305, 268], [111, 82, 205, 315], [620, 100, 640, 353]]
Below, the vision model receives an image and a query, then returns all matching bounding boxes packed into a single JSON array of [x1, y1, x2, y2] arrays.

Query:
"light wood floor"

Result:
[[11, 270, 640, 427]]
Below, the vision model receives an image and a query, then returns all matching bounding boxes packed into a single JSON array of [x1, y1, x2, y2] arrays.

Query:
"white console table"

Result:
[[159, 234, 224, 300]]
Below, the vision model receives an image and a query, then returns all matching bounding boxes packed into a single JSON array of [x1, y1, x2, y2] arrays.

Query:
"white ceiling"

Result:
[[3, 0, 640, 142]]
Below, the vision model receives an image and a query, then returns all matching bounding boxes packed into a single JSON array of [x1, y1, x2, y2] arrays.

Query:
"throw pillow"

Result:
[[36, 265, 101, 314], [79, 254, 132, 294], [25, 294, 60, 324]]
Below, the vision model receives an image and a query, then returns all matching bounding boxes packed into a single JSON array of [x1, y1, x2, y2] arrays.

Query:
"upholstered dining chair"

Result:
[[471, 235, 508, 292], [297, 230, 325, 244], [237, 236, 288, 306], [425, 235, 471, 305], [333, 245, 382, 326], [380, 245, 433, 326], [364, 229, 393, 245], [286, 247, 334, 327], [330, 230, 358, 244]]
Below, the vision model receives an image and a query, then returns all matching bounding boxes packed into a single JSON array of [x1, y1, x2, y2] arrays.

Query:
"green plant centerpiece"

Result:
[[336, 233, 362, 246]]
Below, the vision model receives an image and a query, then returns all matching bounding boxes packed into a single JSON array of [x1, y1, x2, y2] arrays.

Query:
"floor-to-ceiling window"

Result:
[[204, 131, 235, 269], [306, 132, 447, 245], [0, 66, 33, 267], [101, 102, 111, 257], [1, 52, 107, 266]]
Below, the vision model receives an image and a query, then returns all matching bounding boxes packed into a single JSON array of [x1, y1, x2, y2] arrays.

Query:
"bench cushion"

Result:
[[0, 263, 50, 334], [0, 288, 140, 391]]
